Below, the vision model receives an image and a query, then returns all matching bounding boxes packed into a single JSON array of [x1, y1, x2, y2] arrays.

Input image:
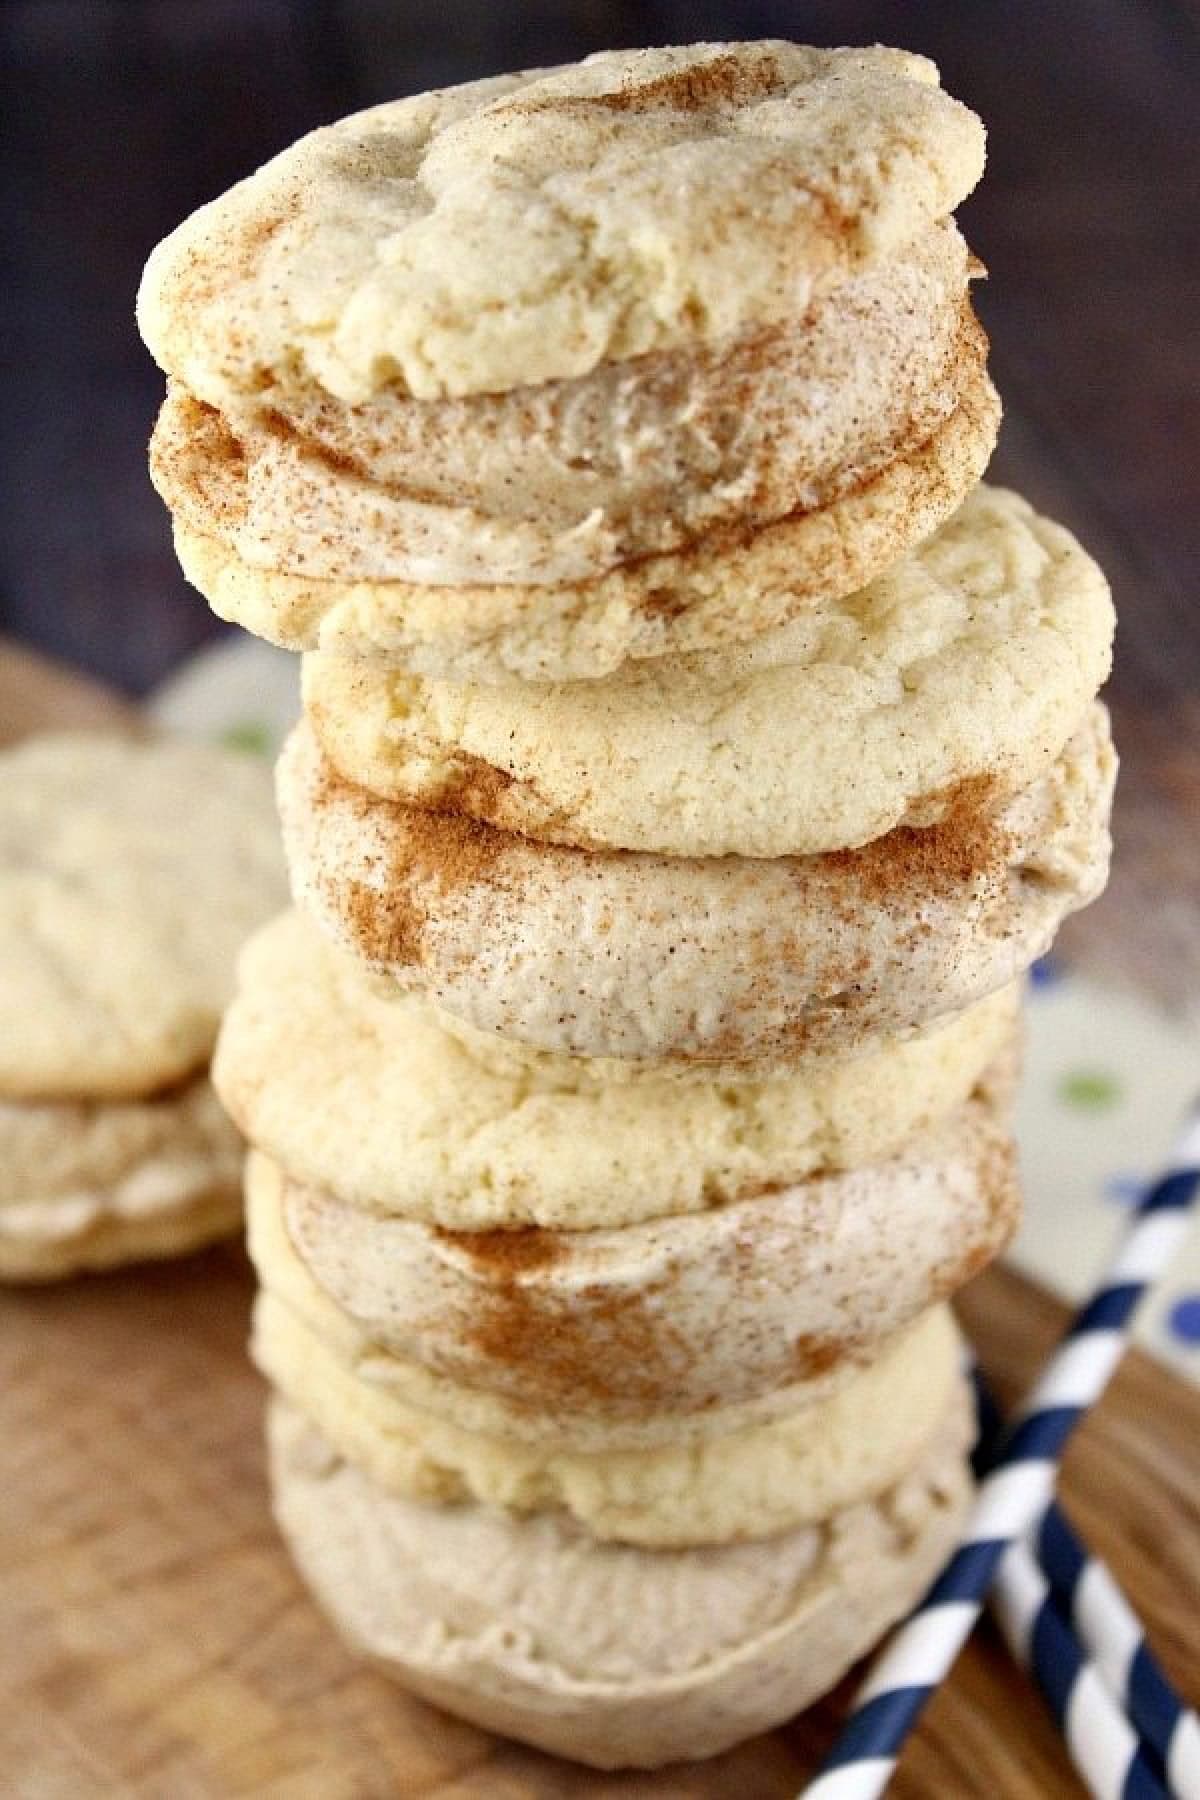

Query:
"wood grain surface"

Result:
[[1, 643, 1198, 1796], [0, 638, 139, 747], [4, 1204, 1198, 1798]]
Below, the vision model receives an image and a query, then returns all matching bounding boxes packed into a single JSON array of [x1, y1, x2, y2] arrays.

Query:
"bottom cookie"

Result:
[[268, 1389, 973, 1770]]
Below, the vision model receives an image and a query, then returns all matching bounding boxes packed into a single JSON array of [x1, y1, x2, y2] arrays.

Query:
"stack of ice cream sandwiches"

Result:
[[138, 42, 1116, 1768]]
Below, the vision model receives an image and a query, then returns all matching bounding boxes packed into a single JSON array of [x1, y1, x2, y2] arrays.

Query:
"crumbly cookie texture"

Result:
[[252, 1245, 963, 1547], [0, 732, 286, 1100], [305, 486, 1114, 856], [268, 1393, 972, 1768], [216, 907, 1018, 1229], [260, 1071, 1017, 1419], [167, 371, 998, 681], [278, 704, 1114, 1063], [138, 44, 985, 406]]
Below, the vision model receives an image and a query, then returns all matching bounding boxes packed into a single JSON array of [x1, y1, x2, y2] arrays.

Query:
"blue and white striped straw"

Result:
[[972, 1364, 1198, 1798], [802, 1113, 1200, 1800], [1034, 1504, 1200, 1798], [972, 1353, 1200, 1797], [992, 1536, 1168, 1799]]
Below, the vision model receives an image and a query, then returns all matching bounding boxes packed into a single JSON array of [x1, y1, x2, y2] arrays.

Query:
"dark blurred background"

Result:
[[2, 0, 1197, 712]]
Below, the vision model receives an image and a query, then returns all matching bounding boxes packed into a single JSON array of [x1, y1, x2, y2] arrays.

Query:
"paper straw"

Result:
[[994, 1536, 1167, 1798], [801, 1113, 1200, 1800], [972, 1357, 1200, 1798], [1035, 1505, 1200, 1799]]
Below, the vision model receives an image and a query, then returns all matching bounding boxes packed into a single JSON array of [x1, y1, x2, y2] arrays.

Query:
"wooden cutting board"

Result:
[[1, 639, 1197, 1799]]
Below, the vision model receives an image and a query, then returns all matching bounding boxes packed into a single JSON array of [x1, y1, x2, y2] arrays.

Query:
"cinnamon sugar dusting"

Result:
[[822, 772, 1009, 904], [340, 878, 427, 967], [311, 744, 531, 966], [427, 753, 518, 821], [440, 1226, 564, 1273], [425, 753, 605, 849], [442, 1243, 697, 1407], [172, 203, 294, 315], [505, 50, 786, 119], [263, 408, 364, 482], [317, 751, 510, 887], [396, 804, 511, 887], [332, 809, 508, 966], [793, 1333, 857, 1378], [149, 391, 250, 536], [435, 1207, 872, 1409]]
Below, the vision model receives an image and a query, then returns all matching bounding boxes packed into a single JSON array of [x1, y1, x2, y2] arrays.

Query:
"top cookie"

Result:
[[0, 733, 286, 1101], [138, 42, 985, 405]]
